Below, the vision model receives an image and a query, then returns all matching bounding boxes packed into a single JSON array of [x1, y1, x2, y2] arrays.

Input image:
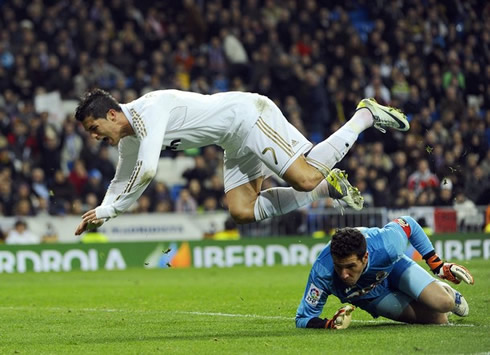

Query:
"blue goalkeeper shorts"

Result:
[[352, 255, 436, 319]]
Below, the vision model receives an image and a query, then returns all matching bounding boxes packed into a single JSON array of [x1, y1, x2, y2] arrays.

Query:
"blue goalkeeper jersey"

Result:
[[295, 216, 434, 328]]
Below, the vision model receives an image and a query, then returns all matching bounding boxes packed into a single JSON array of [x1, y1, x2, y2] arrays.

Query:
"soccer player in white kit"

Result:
[[74, 89, 409, 235]]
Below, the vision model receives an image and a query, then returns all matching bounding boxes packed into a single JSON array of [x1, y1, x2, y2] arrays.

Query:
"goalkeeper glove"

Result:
[[325, 305, 355, 330], [424, 251, 474, 285]]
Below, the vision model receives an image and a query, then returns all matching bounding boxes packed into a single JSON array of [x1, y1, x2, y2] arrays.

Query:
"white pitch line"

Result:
[[175, 310, 292, 320], [176, 310, 382, 323], [0, 306, 476, 327], [175, 311, 475, 327]]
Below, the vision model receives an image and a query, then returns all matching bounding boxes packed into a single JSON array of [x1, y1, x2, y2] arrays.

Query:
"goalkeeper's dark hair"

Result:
[[330, 228, 366, 260], [75, 88, 122, 122]]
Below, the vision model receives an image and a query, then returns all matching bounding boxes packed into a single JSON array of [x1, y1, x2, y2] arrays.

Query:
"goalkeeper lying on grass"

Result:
[[295, 216, 474, 329]]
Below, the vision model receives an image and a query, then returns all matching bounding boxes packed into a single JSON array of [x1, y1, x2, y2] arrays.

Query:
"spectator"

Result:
[[31, 167, 50, 202], [212, 217, 240, 240], [453, 191, 480, 230], [13, 198, 34, 216], [175, 188, 198, 213], [408, 159, 439, 196], [182, 155, 212, 183], [91, 56, 125, 91], [135, 194, 152, 213], [95, 146, 116, 188], [365, 142, 393, 173], [221, 28, 249, 80], [60, 119, 83, 173], [154, 200, 173, 213], [434, 178, 454, 207], [6, 220, 40, 244], [464, 165, 490, 205], [38, 125, 62, 183], [372, 177, 391, 207], [188, 179, 206, 207], [203, 196, 219, 212], [205, 174, 225, 208], [15, 183, 36, 214], [439, 86, 465, 124], [301, 69, 330, 140], [442, 51, 465, 91], [49, 170, 76, 215], [81, 194, 99, 214], [68, 159, 88, 196], [82, 169, 105, 203], [0, 146, 16, 178], [149, 181, 173, 210], [0, 176, 14, 216], [0, 0, 487, 218]]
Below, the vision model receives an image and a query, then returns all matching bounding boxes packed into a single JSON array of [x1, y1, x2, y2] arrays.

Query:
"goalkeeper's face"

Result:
[[332, 252, 368, 286]]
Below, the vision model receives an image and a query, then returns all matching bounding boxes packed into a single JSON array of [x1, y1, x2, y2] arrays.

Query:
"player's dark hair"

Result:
[[330, 228, 366, 260], [75, 88, 122, 122]]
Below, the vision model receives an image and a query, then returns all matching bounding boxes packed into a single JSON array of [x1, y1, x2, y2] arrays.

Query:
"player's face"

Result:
[[82, 111, 121, 146], [332, 253, 368, 286]]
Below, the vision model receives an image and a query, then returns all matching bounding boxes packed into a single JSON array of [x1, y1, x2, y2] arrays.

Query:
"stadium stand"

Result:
[[0, 0, 488, 221]]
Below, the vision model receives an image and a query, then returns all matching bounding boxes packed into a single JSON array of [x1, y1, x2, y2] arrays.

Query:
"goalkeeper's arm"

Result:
[[423, 250, 474, 285], [392, 216, 474, 285]]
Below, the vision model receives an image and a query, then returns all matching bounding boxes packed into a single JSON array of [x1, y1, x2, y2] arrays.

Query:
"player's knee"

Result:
[[436, 293, 455, 313], [229, 206, 255, 224], [426, 289, 455, 314], [290, 177, 317, 192]]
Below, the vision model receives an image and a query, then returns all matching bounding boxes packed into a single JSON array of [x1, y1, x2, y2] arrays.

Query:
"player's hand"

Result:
[[75, 220, 88, 235], [425, 253, 474, 285], [75, 209, 104, 235], [437, 263, 474, 285], [325, 305, 355, 329]]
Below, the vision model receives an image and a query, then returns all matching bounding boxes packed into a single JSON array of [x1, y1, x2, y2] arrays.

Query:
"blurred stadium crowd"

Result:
[[0, 0, 488, 219]]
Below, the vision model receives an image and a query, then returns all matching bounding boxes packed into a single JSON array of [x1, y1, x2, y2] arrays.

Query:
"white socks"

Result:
[[306, 109, 373, 174], [254, 180, 330, 220], [253, 109, 373, 221]]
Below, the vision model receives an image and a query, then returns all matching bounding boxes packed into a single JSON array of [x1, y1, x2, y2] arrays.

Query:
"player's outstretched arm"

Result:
[[94, 100, 169, 220], [424, 251, 474, 285]]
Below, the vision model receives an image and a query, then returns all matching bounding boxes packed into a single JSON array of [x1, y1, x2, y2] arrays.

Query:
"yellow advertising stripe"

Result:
[[257, 119, 293, 157]]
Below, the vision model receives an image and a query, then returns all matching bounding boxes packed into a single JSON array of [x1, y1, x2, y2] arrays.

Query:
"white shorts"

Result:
[[223, 97, 312, 193]]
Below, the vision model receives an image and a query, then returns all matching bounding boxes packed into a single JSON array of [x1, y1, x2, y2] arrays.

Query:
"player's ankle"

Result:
[[347, 109, 373, 133]]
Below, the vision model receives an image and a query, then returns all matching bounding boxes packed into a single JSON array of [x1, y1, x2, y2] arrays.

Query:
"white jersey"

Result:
[[95, 90, 266, 219]]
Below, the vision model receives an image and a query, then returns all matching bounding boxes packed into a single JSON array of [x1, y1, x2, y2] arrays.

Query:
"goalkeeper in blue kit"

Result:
[[296, 216, 474, 329]]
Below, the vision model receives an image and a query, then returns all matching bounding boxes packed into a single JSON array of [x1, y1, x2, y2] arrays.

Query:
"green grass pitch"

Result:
[[1, 259, 489, 354]]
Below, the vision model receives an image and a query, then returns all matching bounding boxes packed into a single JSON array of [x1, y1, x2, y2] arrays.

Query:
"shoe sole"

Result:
[[358, 98, 410, 132], [330, 169, 364, 211]]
